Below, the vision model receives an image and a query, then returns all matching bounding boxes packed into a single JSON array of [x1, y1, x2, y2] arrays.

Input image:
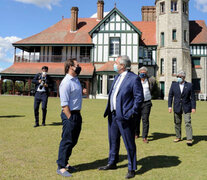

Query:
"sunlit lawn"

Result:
[[0, 96, 207, 180]]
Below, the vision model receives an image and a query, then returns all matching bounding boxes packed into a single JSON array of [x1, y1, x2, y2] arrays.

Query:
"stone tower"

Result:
[[155, 0, 191, 99]]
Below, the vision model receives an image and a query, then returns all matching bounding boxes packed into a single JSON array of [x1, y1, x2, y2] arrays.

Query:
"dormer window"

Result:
[[171, 1, 178, 12]]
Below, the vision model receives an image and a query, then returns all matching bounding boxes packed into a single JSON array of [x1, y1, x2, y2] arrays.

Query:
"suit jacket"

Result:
[[168, 81, 196, 113], [104, 71, 144, 121], [32, 73, 52, 95]]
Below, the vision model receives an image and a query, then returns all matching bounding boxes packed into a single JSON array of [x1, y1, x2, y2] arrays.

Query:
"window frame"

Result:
[[172, 58, 177, 75], [109, 37, 121, 57], [171, 0, 178, 12]]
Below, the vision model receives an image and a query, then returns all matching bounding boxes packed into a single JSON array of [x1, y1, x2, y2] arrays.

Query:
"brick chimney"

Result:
[[141, 6, 156, 21], [97, 0, 104, 21], [71, 7, 79, 32]]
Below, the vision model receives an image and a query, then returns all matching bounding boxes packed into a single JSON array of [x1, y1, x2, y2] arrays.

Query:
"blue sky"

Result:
[[0, 0, 207, 71]]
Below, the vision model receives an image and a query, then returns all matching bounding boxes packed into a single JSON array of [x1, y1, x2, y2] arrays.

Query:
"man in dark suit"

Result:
[[98, 55, 144, 179], [32, 66, 51, 127], [168, 70, 196, 146]]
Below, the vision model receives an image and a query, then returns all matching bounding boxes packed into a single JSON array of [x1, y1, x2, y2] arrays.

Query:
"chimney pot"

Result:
[[97, 0, 104, 21], [71, 7, 79, 32]]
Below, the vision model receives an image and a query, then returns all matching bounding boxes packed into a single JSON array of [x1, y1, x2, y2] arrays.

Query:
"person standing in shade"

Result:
[[56, 59, 84, 177], [32, 66, 51, 127], [135, 66, 156, 143], [98, 55, 144, 179], [168, 70, 196, 146]]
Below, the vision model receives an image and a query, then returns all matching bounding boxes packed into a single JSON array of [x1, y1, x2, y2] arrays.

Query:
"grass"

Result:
[[0, 95, 207, 180]]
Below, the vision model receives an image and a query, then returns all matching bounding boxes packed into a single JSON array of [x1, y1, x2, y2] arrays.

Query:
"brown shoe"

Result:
[[143, 138, 149, 143], [186, 140, 193, 146], [173, 138, 181, 142]]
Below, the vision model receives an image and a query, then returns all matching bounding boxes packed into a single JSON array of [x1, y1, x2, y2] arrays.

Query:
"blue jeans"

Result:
[[57, 111, 82, 169]]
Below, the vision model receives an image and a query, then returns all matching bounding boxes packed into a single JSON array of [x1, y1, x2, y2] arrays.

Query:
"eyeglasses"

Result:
[[177, 76, 183, 78]]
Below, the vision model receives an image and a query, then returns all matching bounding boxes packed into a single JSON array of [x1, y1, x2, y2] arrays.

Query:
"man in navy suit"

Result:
[[99, 55, 144, 179], [168, 70, 196, 146]]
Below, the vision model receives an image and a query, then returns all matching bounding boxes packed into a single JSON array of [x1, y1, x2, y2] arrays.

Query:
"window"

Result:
[[184, 30, 187, 42], [192, 79, 201, 91], [109, 37, 120, 56], [160, 2, 165, 13], [192, 57, 201, 68], [183, 1, 188, 14], [172, 58, 177, 75], [161, 32, 165, 47], [171, 1, 178, 12], [172, 29, 177, 41], [80, 47, 90, 57], [160, 58, 164, 75]]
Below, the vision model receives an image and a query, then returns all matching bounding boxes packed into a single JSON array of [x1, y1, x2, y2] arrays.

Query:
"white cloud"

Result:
[[90, 12, 109, 18], [0, 36, 22, 63], [14, 0, 62, 10], [195, 0, 207, 13]]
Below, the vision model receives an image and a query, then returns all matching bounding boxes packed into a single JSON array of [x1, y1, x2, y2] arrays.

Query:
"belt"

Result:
[[71, 110, 80, 114], [144, 100, 151, 103]]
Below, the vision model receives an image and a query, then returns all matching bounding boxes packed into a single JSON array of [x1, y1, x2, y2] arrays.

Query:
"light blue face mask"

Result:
[[113, 64, 118, 72], [177, 77, 183, 83]]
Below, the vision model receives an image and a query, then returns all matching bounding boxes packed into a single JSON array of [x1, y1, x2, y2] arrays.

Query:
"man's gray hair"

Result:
[[118, 55, 131, 70], [138, 66, 148, 73], [177, 70, 186, 77]]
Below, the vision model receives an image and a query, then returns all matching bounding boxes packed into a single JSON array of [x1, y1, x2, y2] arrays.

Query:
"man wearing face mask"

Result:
[[135, 66, 156, 143], [99, 55, 143, 179], [32, 66, 51, 127], [168, 70, 196, 146], [56, 59, 84, 177]]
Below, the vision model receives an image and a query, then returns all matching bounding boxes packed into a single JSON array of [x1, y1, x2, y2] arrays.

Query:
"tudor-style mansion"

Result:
[[0, 0, 207, 99]]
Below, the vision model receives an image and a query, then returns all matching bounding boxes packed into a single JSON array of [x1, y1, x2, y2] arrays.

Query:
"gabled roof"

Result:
[[132, 21, 156, 46], [189, 20, 207, 44], [89, 8, 142, 35], [0, 62, 94, 77], [96, 61, 115, 72], [13, 18, 99, 45]]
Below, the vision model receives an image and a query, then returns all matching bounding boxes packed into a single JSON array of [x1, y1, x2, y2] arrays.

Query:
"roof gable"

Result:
[[89, 8, 142, 35]]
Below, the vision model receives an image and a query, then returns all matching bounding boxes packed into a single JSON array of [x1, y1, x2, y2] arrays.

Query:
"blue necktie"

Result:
[[110, 75, 121, 111]]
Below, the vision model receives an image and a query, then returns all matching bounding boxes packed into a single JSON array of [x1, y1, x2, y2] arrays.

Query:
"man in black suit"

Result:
[[98, 55, 144, 179], [32, 66, 51, 127], [168, 70, 196, 146]]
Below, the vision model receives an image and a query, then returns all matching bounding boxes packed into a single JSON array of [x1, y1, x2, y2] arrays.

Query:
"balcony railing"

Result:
[[14, 55, 91, 63]]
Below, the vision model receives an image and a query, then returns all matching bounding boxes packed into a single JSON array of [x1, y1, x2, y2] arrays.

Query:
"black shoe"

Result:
[[98, 164, 117, 170], [34, 124, 39, 128], [42, 123, 46, 126], [125, 170, 135, 179]]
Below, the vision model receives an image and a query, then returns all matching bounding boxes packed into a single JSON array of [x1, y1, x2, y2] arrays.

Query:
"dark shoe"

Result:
[[125, 170, 135, 179], [98, 164, 117, 170], [33, 124, 39, 128], [57, 169, 72, 177], [143, 138, 149, 143], [65, 165, 77, 173], [42, 123, 46, 126], [186, 140, 193, 146]]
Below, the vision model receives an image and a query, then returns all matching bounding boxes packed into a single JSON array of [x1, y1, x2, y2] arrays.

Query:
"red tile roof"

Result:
[[14, 18, 99, 45], [96, 61, 115, 72], [1, 62, 94, 76], [189, 20, 207, 44], [132, 21, 156, 46]]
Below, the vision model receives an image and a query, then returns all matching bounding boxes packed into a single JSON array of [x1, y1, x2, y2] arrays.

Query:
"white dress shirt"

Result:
[[179, 82, 185, 94], [142, 79, 151, 101]]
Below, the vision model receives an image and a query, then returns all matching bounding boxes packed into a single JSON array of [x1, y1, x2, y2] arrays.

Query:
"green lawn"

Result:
[[0, 96, 207, 180]]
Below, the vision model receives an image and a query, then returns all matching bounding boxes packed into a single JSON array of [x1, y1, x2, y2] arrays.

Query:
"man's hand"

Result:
[[44, 83, 48, 87], [168, 108, 172, 113], [192, 109, 196, 113], [39, 80, 42, 83], [83, 88, 87, 95], [62, 106, 71, 119]]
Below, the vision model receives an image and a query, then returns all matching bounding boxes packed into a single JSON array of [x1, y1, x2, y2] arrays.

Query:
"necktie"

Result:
[[110, 75, 121, 111]]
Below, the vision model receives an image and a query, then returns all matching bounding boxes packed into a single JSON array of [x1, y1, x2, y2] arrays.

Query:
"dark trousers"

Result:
[[34, 91, 48, 125], [135, 100, 152, 138], [57, 111, 82, 169], [108, 113, 137, 171]]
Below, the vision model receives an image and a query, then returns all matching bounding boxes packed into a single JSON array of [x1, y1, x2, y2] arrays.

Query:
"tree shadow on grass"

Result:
[[0, 115, 25, 118], [73, 155, 127, 172], [47, 122, 62, 126], [136, 155, 181, 175], [148, 132, 175, 142]]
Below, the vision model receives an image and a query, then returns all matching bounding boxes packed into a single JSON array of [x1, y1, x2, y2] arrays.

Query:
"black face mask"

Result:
[[75, 66, 81, 75]]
